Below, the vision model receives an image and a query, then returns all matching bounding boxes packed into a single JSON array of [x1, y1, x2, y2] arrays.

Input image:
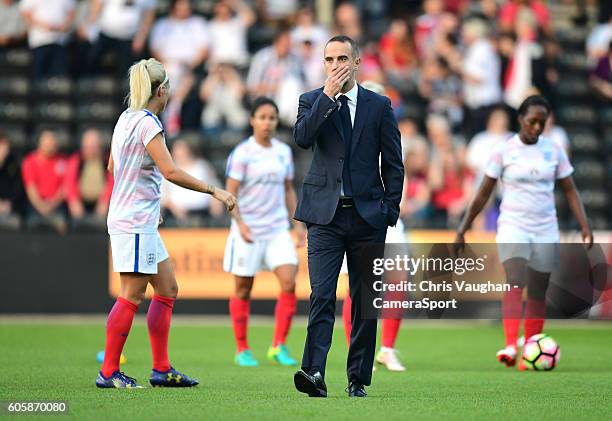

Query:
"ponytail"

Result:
[[127, 58, 168, 110]]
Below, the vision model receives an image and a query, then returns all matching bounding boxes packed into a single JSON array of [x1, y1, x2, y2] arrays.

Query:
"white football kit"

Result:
[[223, 137, 298, 276], [107, 108, 169, 274], [485, 134, 574, 272]]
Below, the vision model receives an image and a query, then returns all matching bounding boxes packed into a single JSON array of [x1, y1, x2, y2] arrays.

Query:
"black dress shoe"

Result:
[[294, 370, 327, 397], [346, 382, 367, 397]]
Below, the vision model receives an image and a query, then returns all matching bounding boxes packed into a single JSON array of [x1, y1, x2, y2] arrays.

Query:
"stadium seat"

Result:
[[555, 27, 590, 52], [0, 76, 30, 99], [572, 159, 606, 184], [0, 124, 28, 151], [557, 77, 589, 99], [568, 129, 599, 154], [557, 105, 597, 125], [0, 49, 31, 76], [599, 107, 612, 125], [558, 52, 590, 73], [603, 128, 612, 152], [33, 77, 73, 99], [33, 101, 75, 124], [0, 101, 30, 124], [76, 77, 119, 99], [76, 100, 120, 124], [579, 189, 609, 210]]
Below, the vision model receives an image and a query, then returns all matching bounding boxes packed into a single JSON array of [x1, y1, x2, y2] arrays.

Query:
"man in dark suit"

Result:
[[292, 35, 404, 398]]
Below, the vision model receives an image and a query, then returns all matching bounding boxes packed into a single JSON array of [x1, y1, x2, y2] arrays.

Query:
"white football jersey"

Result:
[[485, 134, 573, 234], [107, 108, 165, 234]]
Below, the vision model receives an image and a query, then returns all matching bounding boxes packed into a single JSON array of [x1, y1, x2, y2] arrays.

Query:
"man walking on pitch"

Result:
[[292, 35, 404, 398]]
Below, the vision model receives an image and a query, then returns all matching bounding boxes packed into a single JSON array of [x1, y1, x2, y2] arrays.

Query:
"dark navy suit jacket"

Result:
[[293, 85, 404, 229]]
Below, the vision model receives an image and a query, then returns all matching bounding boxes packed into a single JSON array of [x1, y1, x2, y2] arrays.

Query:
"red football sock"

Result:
[[502, 288, 523, 347], [342, 292, 352, 346], [229, 297, 250, 352], [524, 298, 546, 341], [381, 318, 402, 348], [147, 295, 175, 372], [272, 292, 296, 347], [102, 297, 138, 377]]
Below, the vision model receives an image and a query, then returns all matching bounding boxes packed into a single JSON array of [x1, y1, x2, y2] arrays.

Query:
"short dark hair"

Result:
[[325, 35, 359, 59], [250, 97, 279, 116], [170, 0, 190, 12], [517, 95, 551, 117], [273, 25, 291, 43]]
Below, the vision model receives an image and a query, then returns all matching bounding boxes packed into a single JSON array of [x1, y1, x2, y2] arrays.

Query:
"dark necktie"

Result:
[[339, 94, 353, 197]]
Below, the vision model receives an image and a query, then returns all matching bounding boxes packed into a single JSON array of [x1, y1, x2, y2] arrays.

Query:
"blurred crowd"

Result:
[[0, 0, 610, 233]]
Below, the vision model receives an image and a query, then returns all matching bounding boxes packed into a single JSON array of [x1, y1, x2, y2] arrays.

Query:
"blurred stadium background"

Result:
[[0, 0, 611, 316]]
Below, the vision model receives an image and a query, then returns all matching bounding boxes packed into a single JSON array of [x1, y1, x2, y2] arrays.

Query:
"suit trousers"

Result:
[[301, 201, 386, 386]]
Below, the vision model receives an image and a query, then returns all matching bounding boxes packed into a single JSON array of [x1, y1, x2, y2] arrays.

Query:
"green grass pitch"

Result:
[[1, 320, 611, 420]]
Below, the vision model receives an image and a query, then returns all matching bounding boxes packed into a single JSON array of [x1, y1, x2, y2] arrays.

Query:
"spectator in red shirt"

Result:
[[414, 0, 444, 59], [65, 129, 113, 230], [499, 0, 551, 37], [426, 115, 474, 228], [379, 19, 418, 91], [21, 130, 67, 233], [398, 118, 431, 228]]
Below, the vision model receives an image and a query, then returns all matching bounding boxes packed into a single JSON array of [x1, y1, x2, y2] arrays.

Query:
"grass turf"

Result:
[[0, 320, 611, 420]]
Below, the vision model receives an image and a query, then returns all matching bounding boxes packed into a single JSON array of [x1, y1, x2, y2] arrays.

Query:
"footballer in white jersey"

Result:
[[455, 95, 592, 371], [98, 58, 235, 389], [223, 97, 306, 367]]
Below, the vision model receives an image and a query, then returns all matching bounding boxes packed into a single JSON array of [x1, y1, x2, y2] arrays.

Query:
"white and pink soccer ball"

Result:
[[521, 333, 561, 371]]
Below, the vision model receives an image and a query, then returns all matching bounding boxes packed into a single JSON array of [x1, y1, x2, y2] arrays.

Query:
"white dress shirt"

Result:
[[329, 81, 358, 127], [327, 82, 358, 196]]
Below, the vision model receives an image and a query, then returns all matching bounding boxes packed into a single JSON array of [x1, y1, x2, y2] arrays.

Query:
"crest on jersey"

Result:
[[147, 252, 156, 265], [543, 151, 552, 161]]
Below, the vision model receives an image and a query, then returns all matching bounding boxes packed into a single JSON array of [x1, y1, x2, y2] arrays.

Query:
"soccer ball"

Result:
[[521, 333, 560, 371]]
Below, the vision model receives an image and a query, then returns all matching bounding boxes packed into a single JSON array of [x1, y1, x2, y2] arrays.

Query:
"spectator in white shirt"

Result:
[[247, 28, 305, 126], [259, 0, 299, 24], [543, 112, 570, 155], [208, 0, 254, 68], [85, 0, 157, 76], [291, 7, 327, 91], [291, 7, 328, 55], [150, 0, 210, 135], [161, 139, 223, 226], [503, 10, 542, 111], [295, 39, 326, 91], [20, 0, 76, 79], [586, 14, 612, 63], [200, 62, 248, 137], [461, 18, 502, 136], [466, 107, 511, 231], [0, 0, 27, 50], [467, 107, 512, 180]]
